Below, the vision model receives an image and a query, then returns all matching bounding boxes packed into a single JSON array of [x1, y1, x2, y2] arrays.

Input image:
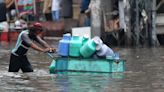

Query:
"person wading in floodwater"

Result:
[[8, 22, 56, 73]]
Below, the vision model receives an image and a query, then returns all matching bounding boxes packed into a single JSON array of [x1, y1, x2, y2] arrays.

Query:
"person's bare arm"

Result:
[[35, 36, 56, 52], [21, 33, 50, 52], [30, 42, 49, 52], [36, 35, 50, 48], [6, 0, 15, 8]]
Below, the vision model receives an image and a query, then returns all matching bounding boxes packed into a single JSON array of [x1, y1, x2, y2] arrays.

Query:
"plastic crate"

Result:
[[49, 57, 125, 74]]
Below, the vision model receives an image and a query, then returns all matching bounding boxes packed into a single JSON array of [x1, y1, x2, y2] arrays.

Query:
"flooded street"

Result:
[[0, 41, 164, 92]]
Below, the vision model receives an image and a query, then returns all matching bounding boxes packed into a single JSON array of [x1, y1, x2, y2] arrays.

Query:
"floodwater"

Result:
[[0, 40, 164, 92]]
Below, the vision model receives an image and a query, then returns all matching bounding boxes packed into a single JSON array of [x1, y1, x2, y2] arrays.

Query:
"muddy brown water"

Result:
[[0, 41, 164, 92]]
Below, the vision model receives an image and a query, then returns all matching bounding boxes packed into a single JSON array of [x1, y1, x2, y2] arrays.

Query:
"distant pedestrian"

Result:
[[5, 0, 16, 21], [80, 0, 91, 26], [0, 0, 8, 32], [51, 0, 62, 22], [80, 0, 90, 14], [43, 0, 52, 21], [0, 0, 7, 22], [8, 22, 56, 73]]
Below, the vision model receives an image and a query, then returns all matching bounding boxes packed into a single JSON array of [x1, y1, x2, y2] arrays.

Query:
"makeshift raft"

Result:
[[49, 57, 125, 74]]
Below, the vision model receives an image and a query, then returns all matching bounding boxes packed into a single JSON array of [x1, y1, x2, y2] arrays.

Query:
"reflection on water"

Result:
[[51, 73, 123, 92], [0, 41, 164, 92]]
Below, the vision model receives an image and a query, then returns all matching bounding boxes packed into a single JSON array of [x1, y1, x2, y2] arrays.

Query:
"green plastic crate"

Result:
[[110, 59, 125, 72], [49, 60, 56, 74], [49, 57, 125, 74], [68, 59, 111, 73]]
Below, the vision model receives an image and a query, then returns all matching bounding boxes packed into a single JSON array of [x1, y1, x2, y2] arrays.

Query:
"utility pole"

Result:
[[90, 0, 102, 38], [124, 0, 132, 46], [116, 0, 126, 46], [150, 0, 160, 46], [118, 0, 126, 31], [134, 0, 140, 46]]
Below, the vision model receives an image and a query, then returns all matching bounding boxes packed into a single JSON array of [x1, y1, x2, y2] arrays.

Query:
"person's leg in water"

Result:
[[20, 55, 33, 73], [8, 54, 33, 73], [8, 54, 21, 72]]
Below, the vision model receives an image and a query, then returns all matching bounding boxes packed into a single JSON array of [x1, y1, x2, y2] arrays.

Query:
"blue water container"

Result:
[[58, 34, 71, 56]]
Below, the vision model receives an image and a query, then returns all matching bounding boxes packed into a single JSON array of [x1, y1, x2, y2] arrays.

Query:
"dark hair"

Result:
[[28, 22, 44, 32]]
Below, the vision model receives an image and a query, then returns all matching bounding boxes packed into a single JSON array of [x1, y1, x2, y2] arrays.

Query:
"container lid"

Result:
[[83, 34, 90, 39], [63, 33, 71, 40], [63, 33, 71, 36]]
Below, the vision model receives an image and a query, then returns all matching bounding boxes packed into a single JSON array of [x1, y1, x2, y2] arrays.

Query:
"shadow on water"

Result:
[[0, 41, 164, 92]]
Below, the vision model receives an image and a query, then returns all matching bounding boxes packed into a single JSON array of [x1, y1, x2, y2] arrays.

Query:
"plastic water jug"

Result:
[[80, 40, 96, 58], [114, 52, 120, 60], [69, 36, 83, 57], [96, 44, 114, 58], [58, 33, 71, 56]]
